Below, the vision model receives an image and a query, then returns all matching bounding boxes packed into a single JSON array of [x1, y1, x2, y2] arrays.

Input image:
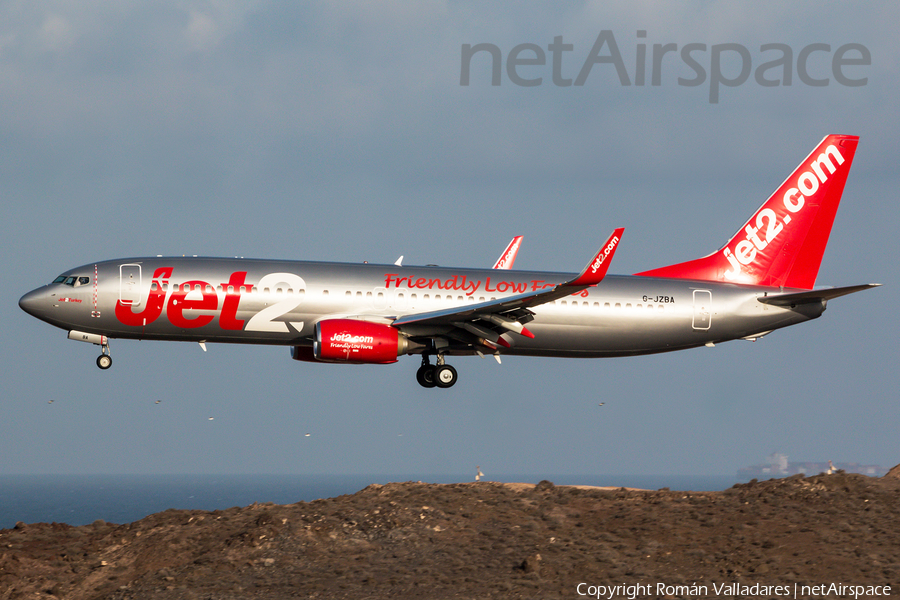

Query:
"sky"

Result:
[[2, 1, 897, 478]]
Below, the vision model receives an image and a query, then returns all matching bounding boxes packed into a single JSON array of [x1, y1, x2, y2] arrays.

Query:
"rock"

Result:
[[520, 553, 542, 575]]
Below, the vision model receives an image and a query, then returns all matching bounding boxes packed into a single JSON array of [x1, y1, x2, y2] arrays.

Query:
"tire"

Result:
[[97, 355, 112, 370], [434, 364, 458, 388], [416, 365, 436, 388]]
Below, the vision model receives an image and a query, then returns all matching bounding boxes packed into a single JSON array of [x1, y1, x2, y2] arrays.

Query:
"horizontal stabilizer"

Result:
[[757, 283, 881, 306]]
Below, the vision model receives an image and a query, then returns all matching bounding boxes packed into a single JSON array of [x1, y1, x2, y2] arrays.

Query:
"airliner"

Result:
[[19, 135, 879, 388]]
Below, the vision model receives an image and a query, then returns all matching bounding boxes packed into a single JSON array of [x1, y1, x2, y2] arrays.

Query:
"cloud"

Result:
[[39, 13, 73, 50]]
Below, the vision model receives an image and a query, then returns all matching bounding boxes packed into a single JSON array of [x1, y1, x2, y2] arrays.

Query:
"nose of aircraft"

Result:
[[19, 287, 48, 318]]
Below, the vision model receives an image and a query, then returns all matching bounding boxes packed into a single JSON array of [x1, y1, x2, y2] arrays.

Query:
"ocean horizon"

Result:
[[0, 473, 745, 529]]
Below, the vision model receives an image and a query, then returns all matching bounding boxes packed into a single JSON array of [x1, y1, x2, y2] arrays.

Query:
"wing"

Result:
[[393, 228, 624, 350], [492, 236, 524, 270]]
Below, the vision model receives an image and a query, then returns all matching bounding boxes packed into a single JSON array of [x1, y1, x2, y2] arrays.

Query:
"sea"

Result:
[[0, 474, 744, 530]]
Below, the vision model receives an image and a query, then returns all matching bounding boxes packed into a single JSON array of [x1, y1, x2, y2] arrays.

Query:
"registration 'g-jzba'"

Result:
[[20, 135, 879, 388]]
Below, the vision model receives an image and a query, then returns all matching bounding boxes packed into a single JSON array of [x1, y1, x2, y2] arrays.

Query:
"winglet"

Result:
[[493, 236, 524, 270], [569, 228, 624, 286]]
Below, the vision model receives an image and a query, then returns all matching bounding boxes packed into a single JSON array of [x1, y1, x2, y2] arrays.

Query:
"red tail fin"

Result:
[[637, 135, 859, 289]]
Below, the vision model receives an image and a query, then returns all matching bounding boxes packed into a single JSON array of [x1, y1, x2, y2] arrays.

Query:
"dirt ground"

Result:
[[1, 470, 898, 599]]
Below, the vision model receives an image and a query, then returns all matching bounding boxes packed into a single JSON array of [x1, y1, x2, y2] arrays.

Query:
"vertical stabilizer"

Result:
[[637, 135, 859, 289]]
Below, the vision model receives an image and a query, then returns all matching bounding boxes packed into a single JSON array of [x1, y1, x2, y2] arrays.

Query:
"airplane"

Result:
[[19, 134, 879, 389]]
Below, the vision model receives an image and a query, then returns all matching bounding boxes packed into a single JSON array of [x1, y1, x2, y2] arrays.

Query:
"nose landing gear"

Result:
[[416, 354, 458, 389], [66, 331, 113, 370], [96, 342, 112, 370]]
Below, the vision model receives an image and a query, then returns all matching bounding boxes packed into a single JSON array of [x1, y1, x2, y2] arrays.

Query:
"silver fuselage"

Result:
[[20, 257, 823, 357]]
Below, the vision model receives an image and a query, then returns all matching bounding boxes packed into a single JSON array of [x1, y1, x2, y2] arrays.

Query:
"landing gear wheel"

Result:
[[96, 354, 112, 370], [433, 364, 458, 388], [416, 364, 436, 388]]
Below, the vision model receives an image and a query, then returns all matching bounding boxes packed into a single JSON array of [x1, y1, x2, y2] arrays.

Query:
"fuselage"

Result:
[[19, 256, 822, 358]]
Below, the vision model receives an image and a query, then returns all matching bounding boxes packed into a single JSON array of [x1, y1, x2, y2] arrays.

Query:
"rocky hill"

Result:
[[2, 472, 898, 599]]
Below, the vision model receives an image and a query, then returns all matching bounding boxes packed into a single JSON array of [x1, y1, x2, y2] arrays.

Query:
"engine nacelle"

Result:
[[304, 319, 412, 364]]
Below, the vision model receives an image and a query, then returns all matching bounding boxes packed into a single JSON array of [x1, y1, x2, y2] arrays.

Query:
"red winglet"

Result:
[[493, 235, 524, 270], [569, 228, 624, 287]]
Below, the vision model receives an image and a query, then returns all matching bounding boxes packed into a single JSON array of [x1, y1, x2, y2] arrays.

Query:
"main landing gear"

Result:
[[416, 355, 458, 389]]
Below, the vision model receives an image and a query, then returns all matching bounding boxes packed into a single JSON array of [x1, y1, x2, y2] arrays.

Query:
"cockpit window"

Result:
[[53, 275, 91, 286]]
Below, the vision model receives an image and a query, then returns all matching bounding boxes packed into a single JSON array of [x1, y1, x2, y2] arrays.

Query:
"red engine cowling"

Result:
[[311, 319, 409, 364]]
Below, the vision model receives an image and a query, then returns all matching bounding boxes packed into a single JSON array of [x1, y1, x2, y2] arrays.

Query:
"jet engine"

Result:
[[292, 319, 415, 364]]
